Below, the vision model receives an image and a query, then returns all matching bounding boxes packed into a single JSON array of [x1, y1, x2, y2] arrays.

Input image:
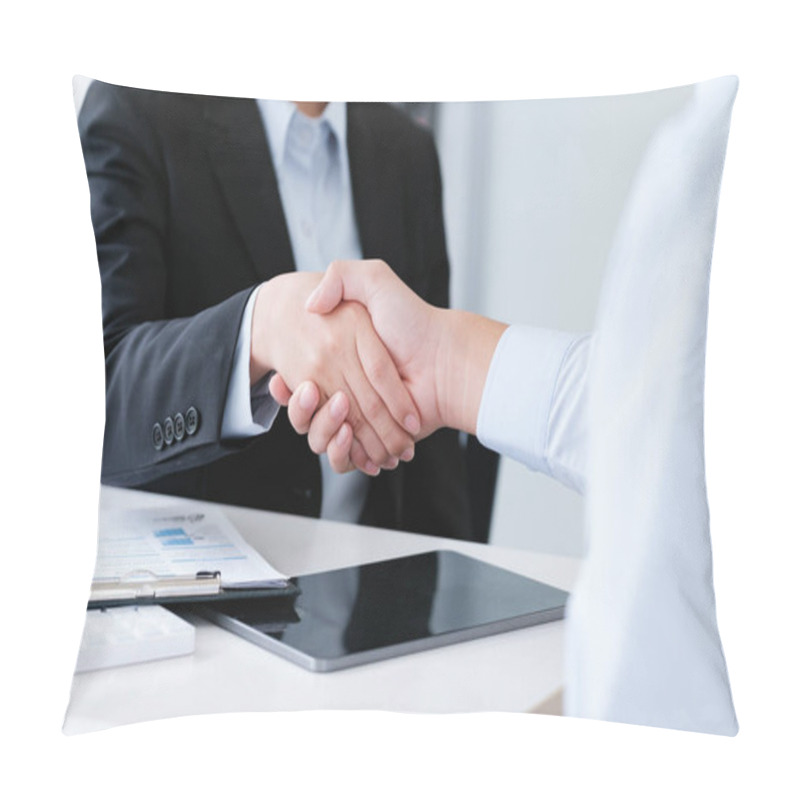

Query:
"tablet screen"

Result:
[[197, 550, 568, 672]]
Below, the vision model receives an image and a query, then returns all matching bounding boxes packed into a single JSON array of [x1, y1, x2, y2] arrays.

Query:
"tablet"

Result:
[[195, 550, 569, 672]]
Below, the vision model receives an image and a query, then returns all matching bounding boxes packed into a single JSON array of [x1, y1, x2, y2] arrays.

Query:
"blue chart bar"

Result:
[[154, 527, 194, 547]]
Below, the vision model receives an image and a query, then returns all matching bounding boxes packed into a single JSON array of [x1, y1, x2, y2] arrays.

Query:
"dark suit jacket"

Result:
[[79, 81, 475, 541]]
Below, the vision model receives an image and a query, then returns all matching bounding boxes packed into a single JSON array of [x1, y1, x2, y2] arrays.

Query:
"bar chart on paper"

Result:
[[93, 505, 287, 587]]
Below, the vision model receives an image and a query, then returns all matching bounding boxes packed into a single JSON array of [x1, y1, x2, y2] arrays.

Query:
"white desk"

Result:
[[63, 487, 581, 734]]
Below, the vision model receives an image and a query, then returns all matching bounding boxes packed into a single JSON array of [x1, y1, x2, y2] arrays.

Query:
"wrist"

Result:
[[249, 281, 275, 385], [434, 309, 507, 435]]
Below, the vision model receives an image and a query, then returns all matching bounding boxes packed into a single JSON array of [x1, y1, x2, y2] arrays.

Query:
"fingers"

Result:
[[284, 386, 383, 476], [326, 423, 354, 474], [289, 302, 416, 469], [356, 324, 420, 439], [279, 380, 400, 475], [267, 265, 421, 473], [340, 379, 401, 472], [268, 373, 293, 406], [292, 396, 359, 475], [306, 391, 348, 455], [342, 432, 373, 475], [333, 302, 419, 461], [284, 381, 320, 435], [338, 337, 413, 467]]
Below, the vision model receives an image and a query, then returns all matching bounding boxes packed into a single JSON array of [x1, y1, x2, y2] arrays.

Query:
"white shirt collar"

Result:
[[258, 100, 347, 169]]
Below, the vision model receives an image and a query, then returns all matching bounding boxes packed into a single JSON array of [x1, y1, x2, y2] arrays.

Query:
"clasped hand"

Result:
[[266, 261, 452, 475], [251, 270, 423, 476]]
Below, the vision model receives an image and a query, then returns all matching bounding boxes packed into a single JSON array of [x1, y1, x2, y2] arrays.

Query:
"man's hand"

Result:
[[268, 378, 366, 474], [304, 260, 444, 434], [251, 270, 420, 475], [271, 260, 508, 473]]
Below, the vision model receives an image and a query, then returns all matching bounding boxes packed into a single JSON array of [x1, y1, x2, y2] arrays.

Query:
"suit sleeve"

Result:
[[397, 129, 473, 541], [79, 82, 259, 487]]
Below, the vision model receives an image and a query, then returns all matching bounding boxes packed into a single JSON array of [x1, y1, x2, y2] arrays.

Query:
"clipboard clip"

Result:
[[90, 570, 222, 603]]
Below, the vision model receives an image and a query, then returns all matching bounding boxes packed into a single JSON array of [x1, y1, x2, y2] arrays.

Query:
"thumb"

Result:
[[305, 267, 346, 314], [306, 259, 383, 314]]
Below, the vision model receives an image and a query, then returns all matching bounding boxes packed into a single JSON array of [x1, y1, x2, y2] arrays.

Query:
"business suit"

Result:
[[79, 80, 474, 540]]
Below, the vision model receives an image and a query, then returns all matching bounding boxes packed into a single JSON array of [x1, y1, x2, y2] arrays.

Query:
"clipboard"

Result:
[[88, 504, 298, 609], [88, 569, 299, 609]]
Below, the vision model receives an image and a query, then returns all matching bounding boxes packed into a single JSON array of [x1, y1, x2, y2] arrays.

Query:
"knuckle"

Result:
[[365, 354, 390, 385], [361, 393, 383, 421], [385, 429, 412, 457], [356, 428, 386, 464], [349, 412, 367, 438], [319, 327, 338, 357], [307, 348, 326, 376], [372, 423, 407, 458], [367, 442, 390, 467]]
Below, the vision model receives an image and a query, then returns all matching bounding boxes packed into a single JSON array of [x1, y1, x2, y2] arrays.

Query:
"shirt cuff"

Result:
[[477, 325, 589, 491], [221, 286, 280, 439]]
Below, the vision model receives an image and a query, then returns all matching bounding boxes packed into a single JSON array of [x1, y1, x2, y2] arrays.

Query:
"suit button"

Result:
[[174, 412, 185, 441], [185, 406, 200, 436], [152, 423, 164, 451], [163, 416, 175, 446]]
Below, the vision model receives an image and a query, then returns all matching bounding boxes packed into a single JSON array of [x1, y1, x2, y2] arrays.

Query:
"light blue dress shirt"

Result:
[[477, 326, 588, 493], [479, 77, 740, 736], [221, 101, 369, 523]]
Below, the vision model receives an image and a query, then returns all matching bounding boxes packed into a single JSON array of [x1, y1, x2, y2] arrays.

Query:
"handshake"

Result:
[[250, 260, 508, 476]]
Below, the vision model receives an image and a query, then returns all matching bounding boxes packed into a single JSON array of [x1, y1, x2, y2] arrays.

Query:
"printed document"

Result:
[[94, 505, 287, 587]]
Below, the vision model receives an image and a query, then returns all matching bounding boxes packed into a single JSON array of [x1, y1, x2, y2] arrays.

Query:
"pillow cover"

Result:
[[67, 76, 738, 736]]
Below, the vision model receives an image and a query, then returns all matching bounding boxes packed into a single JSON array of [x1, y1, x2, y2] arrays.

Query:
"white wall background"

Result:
[[436, 87, 692, 556]]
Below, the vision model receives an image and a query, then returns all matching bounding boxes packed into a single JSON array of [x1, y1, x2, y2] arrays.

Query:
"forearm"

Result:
[[433, 308, 508, 435], [102, 289, 253, 485]]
